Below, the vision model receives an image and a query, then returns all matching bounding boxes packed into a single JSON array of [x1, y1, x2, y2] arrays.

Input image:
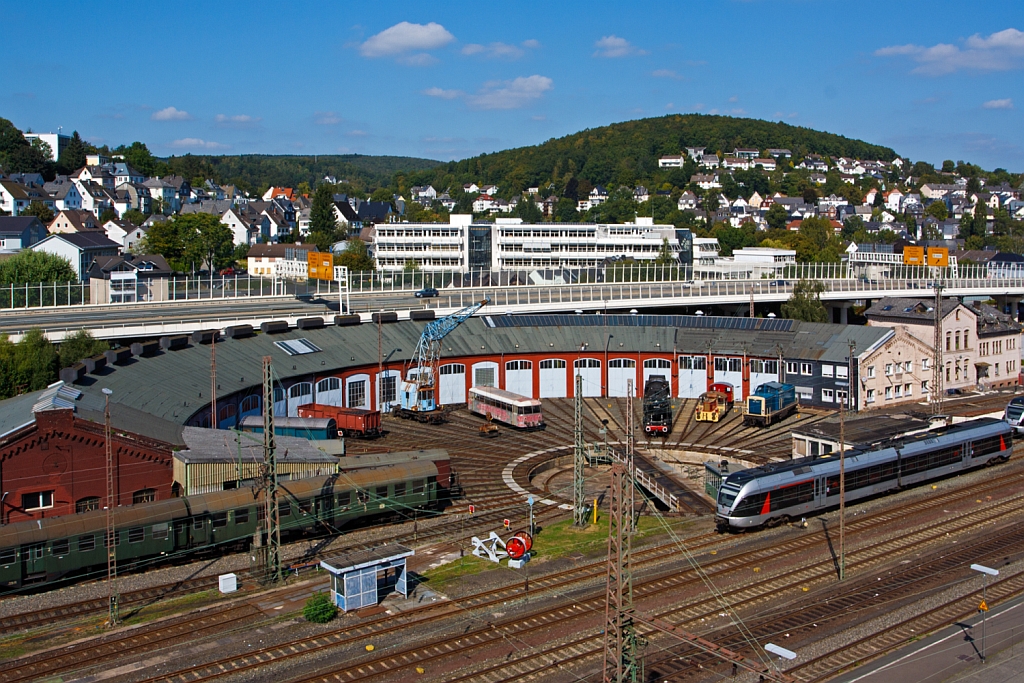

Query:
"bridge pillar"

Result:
[[827, 302, 850, 325]]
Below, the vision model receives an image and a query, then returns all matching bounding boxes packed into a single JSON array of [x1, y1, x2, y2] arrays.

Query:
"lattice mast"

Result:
[[260, 356, 283, 583], [931, 283, 944, 415], [602, 463, 642, 682], [104, 389, 118, 626], [573, 372, 587, 526], [210, 332, 217, 429], [625, 379, 636, 532]]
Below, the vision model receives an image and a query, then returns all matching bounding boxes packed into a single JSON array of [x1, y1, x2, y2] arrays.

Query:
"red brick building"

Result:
[[0, 409, 174, 524]]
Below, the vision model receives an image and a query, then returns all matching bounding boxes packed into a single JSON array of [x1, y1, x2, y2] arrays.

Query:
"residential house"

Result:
[[658, 155, 685, 168], [112, 163, 145, 186], [699, 154, 720, 168], [262, 186, 295, 201], [747, 192, 764, 210], [751, 158, 777, 171], [122, 224, 147, 253], [74, 180, 115, 218], [0, 180, 54, 215], [685, 146, 706, 160], [633, 186, 649, 203], [480, 185, 499, 196], [883, 189, 903, 212], [45, 177, 83, 212], [88, 253, 173, 304], [50, 209, 100, 234], [0, 216, 47, 251], [677, 191, 698, 211], [31, 232, 121, 280], [356, 200, 393, 225], [114, 183, 151, 216], [691, 174, 721, 191], [74, 165, 115, 189], [798, 155, 828, 172], [722, 157, 751, 171], [246, 243, 318, 278], [767, 148, 792, 158], [473, 194, 496, 213], [143, 177, 178, 212], [102, 219, 136, 246], [463, 183, 480, 194], [221, 208, 267, 245], [733, 148, 759, 160], [589, 186, 609, 206], [180, 199, 234, 216]]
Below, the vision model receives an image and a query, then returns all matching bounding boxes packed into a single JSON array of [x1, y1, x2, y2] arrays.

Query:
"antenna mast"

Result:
[[573, 372, 587, 526], [931, 283, 944, 415], [602, 462, 643, 682]]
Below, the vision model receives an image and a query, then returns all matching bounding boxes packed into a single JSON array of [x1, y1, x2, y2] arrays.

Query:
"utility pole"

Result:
[[256, 357, 282, 584], [838, 339, 855, 582], [102, 387, 118, 627], [749, 284, 755, 318], [574, 373, 587, 527], [602, 463, 643, 683], [210, 331, 217, 430], [625, 379, 636, 532], [932, 282, 944, 415]]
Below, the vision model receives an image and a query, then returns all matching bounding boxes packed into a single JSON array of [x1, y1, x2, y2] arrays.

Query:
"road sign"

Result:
[[468, 504, 475, 514], [979, 600, 989, 612]]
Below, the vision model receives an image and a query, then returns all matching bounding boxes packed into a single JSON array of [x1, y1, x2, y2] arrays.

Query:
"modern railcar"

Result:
[[715, 417, 1012, 531], [0, 458, 449, 591], [239, 415, 338, 440], [642, 375, 672, 434], [467, 386, 545, 430]]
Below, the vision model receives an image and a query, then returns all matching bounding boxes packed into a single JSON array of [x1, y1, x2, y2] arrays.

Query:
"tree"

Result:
[[555, 198, 579, 222], [0, 117, 48, 174], [403, 259, 420, 271], [512, 197, 543, 223], [114, 142, 159, 177], [99, 208, 118, 224], [0, 329, 60, 398], [925, 201, 948, 221], [941, 160, 955, 173], [765, 203, 789, 231], [370, 188, 393, 203], [58, 131, 88, 171], [58, 330, 109, 369], [781, 280, 828, 322], [22, 201, 54, 225], [655, 238, 676, 264], [802, 187, 819, 205], [309, 183, 341, 251], [334, 238, 375, 272], [183, 213, 235, 272], [122, 209, 147, 226], [0, 250, 77, 285]]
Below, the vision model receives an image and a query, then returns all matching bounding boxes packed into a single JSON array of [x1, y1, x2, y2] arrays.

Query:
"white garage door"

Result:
[[539, 359, 567, 398], [713, 358, 744, 400], [505, 360, 533, 397], [346, 374, 370, 409], [273, 387, 286, 417], [287, 382, 313, 416], [608, 358, 636, 397], [678, 356, 707, 398], [574, 358, 602, 397], [316, 377, 343, 406], [376, 370, 399, 412], [472, 361, 498, 388], [439, 363, 466, 405], [643, 358, 673, 388]]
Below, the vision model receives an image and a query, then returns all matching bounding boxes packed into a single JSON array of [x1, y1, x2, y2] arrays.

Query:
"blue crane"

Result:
[[397, 297, 490, 421]]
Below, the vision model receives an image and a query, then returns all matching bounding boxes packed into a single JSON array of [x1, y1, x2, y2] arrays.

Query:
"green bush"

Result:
[[303, 592, 337, 623]]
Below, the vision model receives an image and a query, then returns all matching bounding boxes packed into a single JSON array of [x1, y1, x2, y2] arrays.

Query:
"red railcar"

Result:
[[298, 404, 382, 438]]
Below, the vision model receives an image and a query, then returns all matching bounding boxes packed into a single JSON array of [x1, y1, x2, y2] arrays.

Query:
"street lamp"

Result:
[[971, 563, 999, 662]]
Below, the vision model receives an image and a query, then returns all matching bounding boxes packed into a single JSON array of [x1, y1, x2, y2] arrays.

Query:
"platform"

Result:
[[320, 544, 414, 612]]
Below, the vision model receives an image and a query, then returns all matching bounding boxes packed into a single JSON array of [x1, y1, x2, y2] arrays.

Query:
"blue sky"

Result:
[[2, 1, 1022, 170]]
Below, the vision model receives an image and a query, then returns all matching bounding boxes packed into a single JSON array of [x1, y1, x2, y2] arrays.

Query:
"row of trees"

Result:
[[138, 213, 240, 273], [0, 330, 109, 400]]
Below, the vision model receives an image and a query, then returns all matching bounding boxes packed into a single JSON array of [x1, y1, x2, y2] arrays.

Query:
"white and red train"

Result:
[[468, 386, 545, 430]]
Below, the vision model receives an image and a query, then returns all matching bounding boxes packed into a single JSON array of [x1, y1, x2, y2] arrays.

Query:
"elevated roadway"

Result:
[[4, 273, 1024, 341]]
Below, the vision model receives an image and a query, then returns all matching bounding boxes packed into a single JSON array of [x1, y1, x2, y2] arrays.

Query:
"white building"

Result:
[[373, 215, 689, 272], [22, 132, 69, 161]]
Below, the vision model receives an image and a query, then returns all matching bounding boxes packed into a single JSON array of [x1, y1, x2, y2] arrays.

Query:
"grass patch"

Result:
[[420, 554, 492, 591]]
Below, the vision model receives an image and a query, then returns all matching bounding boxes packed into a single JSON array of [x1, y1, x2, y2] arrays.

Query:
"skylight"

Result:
[[274, 338, 322, 356]]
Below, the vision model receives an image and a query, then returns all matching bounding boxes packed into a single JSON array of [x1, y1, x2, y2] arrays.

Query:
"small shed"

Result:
[[320, 545, 414, 612]]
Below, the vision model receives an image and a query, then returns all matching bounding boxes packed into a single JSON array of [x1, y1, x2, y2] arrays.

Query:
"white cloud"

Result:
[[983, 98, 1014, 109], [462, 40, 540, 60], [522, 39, 541, 49], [151, 106, 191, 121], [468, 75, 553, 110], [593, 35, 647, 58], [169, 138, 228, 150], [314, 111, 341, 125], [423, 87, 464, 100], [652, 69, 681, 80], [347, 129, 369, 137], [876, 28, 1024, 75], [214, 114, 260, 129], [360, 21, 455, 58]]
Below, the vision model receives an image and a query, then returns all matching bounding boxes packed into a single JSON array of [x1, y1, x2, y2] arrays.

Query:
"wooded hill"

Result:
[[401, 114, 898, 195]]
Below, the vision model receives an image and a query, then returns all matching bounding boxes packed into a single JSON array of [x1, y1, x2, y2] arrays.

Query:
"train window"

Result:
[[971, 436, 1005, 458], [128, 527, 145, 543], [152, 523, 169, 540], [234, 508, 250, 524], [279, 501, 292, 516], [338, 491, 351, 506], [375, 486, 389, 500], [78, 535, 95, 552], [76, 496, 100, 513], [211, 513, 228, 528], [52, 539, 69, 556], [412, 479, 426, 494], [356, 490, 369, 504], [257, 506, 266, 522], [192, 518, 204, 530], [298, 500, 311, 514], [133, 489, 157, 504], [733, 492, 768, 516], [0, 548, 14, 565], [395, 482, 406, 497], [769, 482, 814, 511]]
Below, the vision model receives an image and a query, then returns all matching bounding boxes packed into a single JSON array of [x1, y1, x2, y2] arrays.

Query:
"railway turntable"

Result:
[[320, 544, 415, 612]]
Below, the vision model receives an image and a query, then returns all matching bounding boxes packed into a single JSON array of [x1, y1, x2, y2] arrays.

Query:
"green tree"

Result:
[[0, 250, 77, 285], [512, 197, 543, 223], [925, 202, 948, 221], [370, 188, 393, 203], [122, 209, 147, 226], [309, 183, 341, 250], [655, 238, 676, 264], [0, 117, 49, 174], [403, 259, 420, 271], [555, 198, 579, 222], [58, 330, 109, 369], [780, 280, 828, 322], [139, 219, 189, 270], [22, 201, 54, 225], [941, 160, 955, 173], [765, 203, 789, 231], [334, 238, 375, 272], [99, 208, 118, 224], [58, 131, 88, 171], [182, 213, 235, 272], [114, 142, 159, 177], [0, 329, 60, 397]]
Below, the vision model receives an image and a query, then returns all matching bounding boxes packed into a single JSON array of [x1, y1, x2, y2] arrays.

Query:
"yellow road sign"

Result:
[[979, 600, 989, 612]]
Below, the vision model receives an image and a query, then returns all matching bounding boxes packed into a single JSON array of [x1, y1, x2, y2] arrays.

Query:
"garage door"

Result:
[[287, 382, 313, 416], [439, 363, 466, 405], [608, 358, 636, 397], [472, 361, 498, 388], [713, 358, 744, 400], [539, 359, 567, 398], [678, 356, 707, 398], [643, 358, 672, 388], [346, 374, 370, 409], [574, 358, 602, 397], [316, 377, 343, 406], [505, 360, 533, 397]]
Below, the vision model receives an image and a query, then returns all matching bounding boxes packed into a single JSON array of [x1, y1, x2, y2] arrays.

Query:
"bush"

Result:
[[303, 592, 337, 623]]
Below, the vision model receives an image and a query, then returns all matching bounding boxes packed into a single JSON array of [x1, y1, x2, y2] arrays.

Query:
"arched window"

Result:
[[76, 496, 100, 514], [241, 395, 260, 414], [945, 332, 951, 351], [219, 404, 236, 422], [955, 331, 960, 350]]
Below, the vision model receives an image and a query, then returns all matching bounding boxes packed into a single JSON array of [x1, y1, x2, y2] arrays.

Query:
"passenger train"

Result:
[[467, 386, 545, 430], [0, 458, 451, 590], [715, 418, 1013, 531]]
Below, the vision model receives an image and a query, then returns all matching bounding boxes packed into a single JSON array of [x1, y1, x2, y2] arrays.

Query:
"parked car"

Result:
[[415, 287, 439, 298]]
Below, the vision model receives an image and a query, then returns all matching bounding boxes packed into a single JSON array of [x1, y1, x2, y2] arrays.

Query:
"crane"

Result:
[[396, 297, 490, 423]]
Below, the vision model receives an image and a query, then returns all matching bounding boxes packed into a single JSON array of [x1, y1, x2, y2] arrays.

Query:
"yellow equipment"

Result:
[[695, 391, 730, 422]]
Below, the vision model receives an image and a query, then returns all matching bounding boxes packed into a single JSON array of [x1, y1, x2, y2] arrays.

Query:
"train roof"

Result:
[[339, 449, 450, 471], [0, 498, 191, 547], [469, 385, 541, 405], [239, 416, 336, 429]]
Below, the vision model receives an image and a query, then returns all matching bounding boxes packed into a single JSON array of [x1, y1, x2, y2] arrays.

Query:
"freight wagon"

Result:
[[298, 404, 382, 438], [743, 382, 797, 427], [0, 458, 451, 590], [239, 416, 338, 440]]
